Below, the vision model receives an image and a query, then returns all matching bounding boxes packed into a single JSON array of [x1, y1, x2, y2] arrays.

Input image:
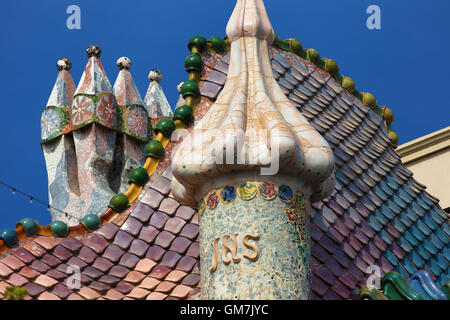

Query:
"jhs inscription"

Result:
[[210, 233, 260, 273]]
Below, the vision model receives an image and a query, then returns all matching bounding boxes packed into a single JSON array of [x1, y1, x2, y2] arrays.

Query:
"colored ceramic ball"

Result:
[[57, 58, 72, 71], [208, 36, 226, 53], [388, 130, 399, 147], [0, 229, 18, 247], [86, 45, 101, 58], [129, 167, 150, 186], [361, 92, 377, 109], [188, 36, 207, 53], [341, 76, 356, 93], [174, 105, 194, 125], [180, 79, 200, 98], [117, 57, 132, 70], [383, 107, 394, 123], [305, 49, 320, 63], [285, 38, 303, 56], [148, 69, 163, 82], [145, 140, 165, 159], [17, 218, 39, 236], [108, 194, 130, 213], [323, 58, 339, 75], [155, 118, 175, 138], [81, 214, 101, 232], [184, 52, 203, 72], [50, 221, 69, 238]]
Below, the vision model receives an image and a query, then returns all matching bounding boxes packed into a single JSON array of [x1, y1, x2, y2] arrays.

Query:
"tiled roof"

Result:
[[0, 46, 448, 300], [0, 174, 200, 300]]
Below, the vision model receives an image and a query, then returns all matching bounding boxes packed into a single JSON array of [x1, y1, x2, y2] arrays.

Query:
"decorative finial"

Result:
[[177, 81, 184, 93], [226, 0, 274, 43], [86, 45, 102, 58], [57, 58, 72, 71], [148, 69, 162, 82], [116, 57, 131, 70]]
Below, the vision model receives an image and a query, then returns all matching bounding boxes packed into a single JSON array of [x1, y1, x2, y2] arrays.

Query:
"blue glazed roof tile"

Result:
[[393, 265, 410, 280], [379, 206, 394, 221], [415, 243, 433, 261], [391, 217, 407, 233], [401, 257, 417, 275], [392, 194, 407, 209], [379, 229, 394, 246], [416, 220, 432, 237], [403, 230, 420, 247], [373, 186, 389, 201], [407, 251, 426, 269], [396, 188, 414, 205], [367, 214, 383, 232], [434, 229, 448, 245], [384, 248, 399, 267], [397, 236, 414, 253], [422, 215, 438, 231], [409, 225, 426, 242], [423, 234, 444, 254], [429, 209, 445, 226]]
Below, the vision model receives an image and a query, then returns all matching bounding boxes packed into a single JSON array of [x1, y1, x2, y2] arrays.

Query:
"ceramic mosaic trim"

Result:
[[200, 181, 311, 300], [200, 183, 298, 210], [118, 104, 150, 142], [40, 106, 70, 142]]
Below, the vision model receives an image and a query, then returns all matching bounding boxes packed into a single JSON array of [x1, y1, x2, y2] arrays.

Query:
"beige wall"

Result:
[[397, 127, 450, 210]]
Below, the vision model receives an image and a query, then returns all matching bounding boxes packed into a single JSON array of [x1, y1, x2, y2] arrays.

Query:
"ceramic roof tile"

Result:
[[154, 231, 176, 249], [160, 251, 182, 268], [34, 236, 61, 251], [171, 284, 192, 299], [98, 275, 120, 286], [0, 255, 25, 271], [38, 291, 61, 300], [6, 273, 28, 287], [85, 234, 109, 254], [0, 262, 13, 278], [22, 241, 46, 258], [104, 289, 125, 300], [97, 223, 119, 241], [108, 265, 129, 278], [141, 188, 165, 209], [19, 266, 40, 279], [46, 269, 67, 281], [30, 260, 51, 273], [181, 274, 200, 287], [25, 281, 46, 297], [113, 230, 135, 250], [146, 292, 167, 300], [150, 211, 170, 230], [119, 253, 140, 269], [131, 203, 154, 223]]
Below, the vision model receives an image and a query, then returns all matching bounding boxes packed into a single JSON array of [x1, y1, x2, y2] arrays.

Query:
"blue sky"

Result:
[[0, 0, 449, 229]]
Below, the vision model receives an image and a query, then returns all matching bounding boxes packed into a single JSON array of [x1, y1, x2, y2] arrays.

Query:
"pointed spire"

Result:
[[72, 45, 116, 129], [113, 57, 149, 141], [144, 69, 173, 118], [113, 57, 145, 107], [41, 58, 76, 142], [74, 45, 114, 95], [171, 0, 335, 205], [226, 0, 275, 43], [46, 58, 76, 108]]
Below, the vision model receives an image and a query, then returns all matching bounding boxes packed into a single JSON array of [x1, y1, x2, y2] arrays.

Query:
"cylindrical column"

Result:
[[199, 180, 311, 300]]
